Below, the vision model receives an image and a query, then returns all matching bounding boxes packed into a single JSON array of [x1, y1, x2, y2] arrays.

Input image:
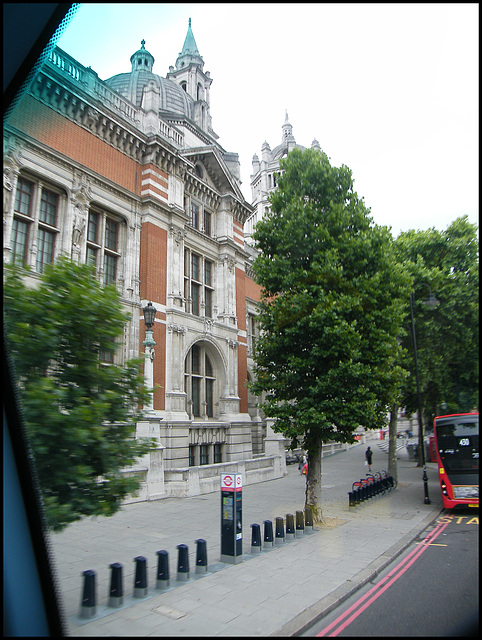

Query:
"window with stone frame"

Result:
[[190, 201, 200, 229], [200, 443, 209, 465], [11, 175, 62, 273], [186, 196, 213, 237], [184, 248, 214, 317], [188, 442, 223, 467], [213, 442, 223, 464], [86, 207, 123, 286], [247, 312, 259, 356], [184, 342, 216, 419], [189, 444, 196, 466]]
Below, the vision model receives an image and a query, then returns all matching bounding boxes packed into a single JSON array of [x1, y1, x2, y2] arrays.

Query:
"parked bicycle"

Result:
[[352, 475, 378, 499], [352, 470, 397, 496], [370, 470, 397, 492]]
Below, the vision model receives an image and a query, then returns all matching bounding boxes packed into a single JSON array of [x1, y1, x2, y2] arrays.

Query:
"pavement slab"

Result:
[[47, 438, 443, 636]]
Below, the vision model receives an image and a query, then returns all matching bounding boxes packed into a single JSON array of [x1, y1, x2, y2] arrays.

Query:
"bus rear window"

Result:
[[438, 435, 478, 471]]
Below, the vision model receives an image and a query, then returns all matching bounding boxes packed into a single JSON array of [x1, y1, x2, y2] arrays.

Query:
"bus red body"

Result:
[[433, 412, 479, 509]]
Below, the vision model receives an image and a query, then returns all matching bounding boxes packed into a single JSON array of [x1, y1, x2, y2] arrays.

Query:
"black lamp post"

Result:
[[142, 302, 157, 360], [143, 301, 157, 331], [409, 286, 439, 505]]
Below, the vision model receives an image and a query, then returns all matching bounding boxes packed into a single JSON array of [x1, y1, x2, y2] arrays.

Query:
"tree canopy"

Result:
[[394, 216, 479, 422], [249, 148, 410, 519], [3, 257, 155, 531]]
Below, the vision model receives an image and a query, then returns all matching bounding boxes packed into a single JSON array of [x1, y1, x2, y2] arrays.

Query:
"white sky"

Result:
[[55, 3, 479, 237]]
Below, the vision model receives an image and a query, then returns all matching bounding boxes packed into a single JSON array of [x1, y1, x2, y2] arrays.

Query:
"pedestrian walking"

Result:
[[365, 446, 373, 472], [299, 454, 307, 475]]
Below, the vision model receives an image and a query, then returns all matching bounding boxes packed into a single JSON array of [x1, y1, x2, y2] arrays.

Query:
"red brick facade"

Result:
[[4, 38, 269, 481], [8, 95, 140, 194]]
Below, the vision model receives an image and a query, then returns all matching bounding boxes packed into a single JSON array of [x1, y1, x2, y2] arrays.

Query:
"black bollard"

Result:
[[133, 556, 148, 598], [348, 491, 354, 507], [263, 520, 274, 548], [177, 543, 190, 581], [296, 510, 305, 533], [286, 513, 295, 540], [156, 550, 170, 589], [250, 523, 262, 553], [80, 569, 96, 619], [275, 516, 285, 544], [304, 507, 313, 531], [195, 539, 208, 574], [108, 562, 123, 608]]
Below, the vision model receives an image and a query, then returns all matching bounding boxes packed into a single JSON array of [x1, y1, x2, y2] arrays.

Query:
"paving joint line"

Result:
[[69, 529, 318, 627]]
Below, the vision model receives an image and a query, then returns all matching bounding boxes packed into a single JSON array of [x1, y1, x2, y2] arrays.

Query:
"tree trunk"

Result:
[[417, 410, 424, 468], [305, 432, 323, 523], [388, 402, 398, 482]]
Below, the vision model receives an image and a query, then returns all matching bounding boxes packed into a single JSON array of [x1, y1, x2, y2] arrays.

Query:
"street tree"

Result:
[[3, 257, 156, 531], [249, 148, 410, 521], [394, 216, 479, 429]]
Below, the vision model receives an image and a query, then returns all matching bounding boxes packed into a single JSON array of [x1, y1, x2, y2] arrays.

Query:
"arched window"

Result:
[[185, 343, 216, 418], [180, 81, 187, 92]]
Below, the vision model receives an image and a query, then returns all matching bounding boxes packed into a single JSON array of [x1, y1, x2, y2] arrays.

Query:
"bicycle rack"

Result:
[[348, 472, 396, 507]]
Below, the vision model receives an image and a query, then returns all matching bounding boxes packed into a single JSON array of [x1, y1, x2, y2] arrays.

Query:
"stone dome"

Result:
[[104, 40, 194, 119]]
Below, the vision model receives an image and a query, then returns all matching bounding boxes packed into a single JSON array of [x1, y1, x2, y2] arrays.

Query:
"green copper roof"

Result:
[[181, 18, 200, 56]]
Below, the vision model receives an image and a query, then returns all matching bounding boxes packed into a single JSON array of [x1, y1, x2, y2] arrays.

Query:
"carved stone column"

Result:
[[3, 137, 22, 262], [164, 323, 189, 420], [70, 170, 93, 263], [217, 255, 237, 324]]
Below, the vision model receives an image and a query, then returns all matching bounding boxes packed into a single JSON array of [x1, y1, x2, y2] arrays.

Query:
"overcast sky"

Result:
[[55, 3, 478, 237]]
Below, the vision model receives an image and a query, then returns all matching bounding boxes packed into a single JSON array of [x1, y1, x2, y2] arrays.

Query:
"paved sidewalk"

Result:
[[49, 439, 443, 636]]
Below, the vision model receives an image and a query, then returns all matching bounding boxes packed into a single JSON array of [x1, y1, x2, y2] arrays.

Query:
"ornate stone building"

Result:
[[3, 20, 285, 499], [245, 111, 321, 245]]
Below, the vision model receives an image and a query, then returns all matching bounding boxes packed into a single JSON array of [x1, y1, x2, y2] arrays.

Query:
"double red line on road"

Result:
[[316, 515, 452, 637]]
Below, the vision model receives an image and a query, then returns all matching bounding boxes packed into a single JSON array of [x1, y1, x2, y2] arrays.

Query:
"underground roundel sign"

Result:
[[221, 473, 242, 491]]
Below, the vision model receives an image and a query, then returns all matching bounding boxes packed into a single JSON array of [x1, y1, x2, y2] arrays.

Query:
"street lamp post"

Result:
[[142, 301, 157, 411], [409, 287, 439, 505]]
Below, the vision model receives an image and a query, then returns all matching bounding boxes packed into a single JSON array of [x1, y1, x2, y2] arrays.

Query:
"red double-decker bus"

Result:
[[433, 412, 479, 509]]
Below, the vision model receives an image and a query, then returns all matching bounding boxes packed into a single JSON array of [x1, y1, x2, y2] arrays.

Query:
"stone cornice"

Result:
[[29, 49, 189, 177], [4, 124, 139, 207], [184, 172, 220, 209]]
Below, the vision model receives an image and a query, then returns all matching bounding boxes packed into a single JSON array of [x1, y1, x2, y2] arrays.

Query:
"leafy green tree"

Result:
[[395, 216, 479, 428], [3, 257, 156, 531], [249, 148, 410, 521]]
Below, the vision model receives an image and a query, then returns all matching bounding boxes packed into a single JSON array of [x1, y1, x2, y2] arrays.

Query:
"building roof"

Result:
[[180, 17, 200, 57], [105, 38, 195, 119], [105, 68, 194, 118]]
